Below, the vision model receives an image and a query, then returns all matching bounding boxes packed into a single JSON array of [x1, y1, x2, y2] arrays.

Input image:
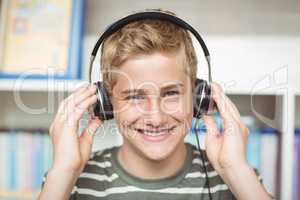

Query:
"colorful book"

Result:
[[260, 128, 279, 196], [242, 116, 261, 171], [293, 129, 300, 200], [0, 0, 85, 79]]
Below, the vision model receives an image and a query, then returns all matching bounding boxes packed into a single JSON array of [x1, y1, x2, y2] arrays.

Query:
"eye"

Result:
[[125, 94, 145, 100], [163, 90, 179, 97]]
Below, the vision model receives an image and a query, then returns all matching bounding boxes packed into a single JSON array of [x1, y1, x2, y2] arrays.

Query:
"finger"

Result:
[[222, 98, 249, 140], [81, 118, 102, 140], [202, 115, 222, 167], [58, 84, 96, 124], [70, 82, 90, 93], [50, 84, 95, 138], [57, 84, 90, 115], [202, 115, 220, 137], [63, 84, 96, 115], [210, 82, 239, 128], [50, 98, 72, 136], [67, 83, 90, 102], [211, 83, 249, 140], [72, 84, 97, 107], [222, 93, 241, 121], [79, 118, 103, 162], [240, 124, 250, 142], [65, 94, 98, 126]]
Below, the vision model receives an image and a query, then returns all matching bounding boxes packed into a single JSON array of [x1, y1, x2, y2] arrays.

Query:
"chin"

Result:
[[138, 143, 175, 161], [134, 133, 184, 162], [122, 124, 186, 161]]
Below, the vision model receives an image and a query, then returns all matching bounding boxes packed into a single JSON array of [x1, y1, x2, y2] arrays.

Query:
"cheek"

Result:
[[161, 95, 193, 118], [113, 101, 144, 126]]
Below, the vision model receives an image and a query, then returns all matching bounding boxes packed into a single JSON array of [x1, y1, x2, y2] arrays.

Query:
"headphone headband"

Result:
[[89, 11, 212, 83]]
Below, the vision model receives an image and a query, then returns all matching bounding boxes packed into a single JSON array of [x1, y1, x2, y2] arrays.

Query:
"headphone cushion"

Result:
[[193, 79, 212, 118], [94, 81, 114, 120]]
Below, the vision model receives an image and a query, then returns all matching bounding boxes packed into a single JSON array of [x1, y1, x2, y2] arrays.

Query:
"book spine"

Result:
[[246, 128, 261, 171], [293, 131, 300, 200], [0, 133, 8, 192], [8, 132, 17, 191], [260, 130, 278, 196]]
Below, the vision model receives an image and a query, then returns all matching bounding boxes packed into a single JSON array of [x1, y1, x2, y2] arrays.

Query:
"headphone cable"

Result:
[[194, 118, 212, 200]]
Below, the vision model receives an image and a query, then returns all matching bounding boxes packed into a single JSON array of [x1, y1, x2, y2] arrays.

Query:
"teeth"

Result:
[[135, 127, 175, 137], [143, 131, 166, 136]]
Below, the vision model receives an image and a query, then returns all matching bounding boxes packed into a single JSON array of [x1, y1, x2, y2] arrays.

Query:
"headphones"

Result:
[[88, 11, 215, 121]]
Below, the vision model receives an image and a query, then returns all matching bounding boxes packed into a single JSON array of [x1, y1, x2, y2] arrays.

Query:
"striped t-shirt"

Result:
[[68, 143, 238, 200]]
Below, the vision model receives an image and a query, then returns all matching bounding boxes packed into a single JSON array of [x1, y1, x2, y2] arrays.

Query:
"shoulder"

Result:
[[185, 143, 225, 184], [89, 146, 116, 163], [186, 142, 211, 166], [186, 143, 265, 199], [71, 146, 120, 197], [185, 143, 236, 199], [81, 145, 118, 176]]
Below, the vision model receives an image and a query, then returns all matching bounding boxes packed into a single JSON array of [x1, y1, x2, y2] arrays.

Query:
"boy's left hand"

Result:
[[203, 82, 250, 176], [203, 82, 273, 200]]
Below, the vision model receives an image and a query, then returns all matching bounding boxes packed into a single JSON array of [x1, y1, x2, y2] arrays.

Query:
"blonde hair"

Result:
[[100, 9, 198, 96]]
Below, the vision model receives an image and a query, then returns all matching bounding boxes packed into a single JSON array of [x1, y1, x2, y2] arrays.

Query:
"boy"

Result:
[[39, 10, 272, 200]]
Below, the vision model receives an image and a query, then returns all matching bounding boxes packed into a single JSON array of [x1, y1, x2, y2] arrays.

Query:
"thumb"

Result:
[[203, 115, 220, 142], [79, 118, 103, 162], [202, 115, 222, 167]]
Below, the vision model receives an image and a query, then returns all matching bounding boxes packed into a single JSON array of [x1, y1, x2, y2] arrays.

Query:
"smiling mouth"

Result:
[[133, 126, 176, 137]]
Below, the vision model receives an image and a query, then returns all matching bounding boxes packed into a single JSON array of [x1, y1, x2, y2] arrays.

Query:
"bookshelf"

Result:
[[0, 79, 84, 92], [295, 96, 300, 128], [0, 0, 299, 199]]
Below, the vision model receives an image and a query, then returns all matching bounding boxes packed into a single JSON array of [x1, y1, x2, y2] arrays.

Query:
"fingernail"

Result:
[[87, 127, 95, 135]]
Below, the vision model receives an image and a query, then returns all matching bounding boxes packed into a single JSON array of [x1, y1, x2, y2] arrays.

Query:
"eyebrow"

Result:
[[120, 83, 184, 95]]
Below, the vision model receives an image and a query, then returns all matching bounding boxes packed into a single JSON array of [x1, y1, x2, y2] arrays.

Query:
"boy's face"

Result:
[[111, 51, 193, 161]]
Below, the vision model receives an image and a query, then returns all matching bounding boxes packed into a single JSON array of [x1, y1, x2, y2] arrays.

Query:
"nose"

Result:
[[144, 97, 168, 128]]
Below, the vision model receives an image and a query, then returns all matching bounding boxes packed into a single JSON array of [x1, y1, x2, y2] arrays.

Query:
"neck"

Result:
[[117, 142, 187, 180]]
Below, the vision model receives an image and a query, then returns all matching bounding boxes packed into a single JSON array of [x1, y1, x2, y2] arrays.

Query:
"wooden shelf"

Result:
[[0, 79, 86, 92]]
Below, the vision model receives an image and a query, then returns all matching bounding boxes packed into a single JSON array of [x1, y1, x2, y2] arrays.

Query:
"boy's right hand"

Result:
[[49, 83, 103, 174]]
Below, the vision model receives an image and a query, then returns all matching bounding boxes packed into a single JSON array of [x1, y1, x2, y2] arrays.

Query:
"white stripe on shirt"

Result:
[[192, 158, 209, 166], [87, 160, 112, 168], [80, 172, 119, 182], [185, 171, 218, 178], [73, 184, 229, 197]]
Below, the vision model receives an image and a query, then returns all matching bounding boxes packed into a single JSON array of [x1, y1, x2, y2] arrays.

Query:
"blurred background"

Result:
[[0, 0, 299, 199]]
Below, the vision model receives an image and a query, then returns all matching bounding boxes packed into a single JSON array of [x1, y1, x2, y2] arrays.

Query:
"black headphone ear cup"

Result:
[[93, 81, 114, 121], [193, 79, 215, 118]]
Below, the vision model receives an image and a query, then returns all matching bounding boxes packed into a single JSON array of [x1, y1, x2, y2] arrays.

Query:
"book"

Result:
[[0, 130, 52, 197], [260, 128, 279, 196], [293, 129, 300, 200], [242, 116, 261, 171], [0, 0, 85, 80]]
